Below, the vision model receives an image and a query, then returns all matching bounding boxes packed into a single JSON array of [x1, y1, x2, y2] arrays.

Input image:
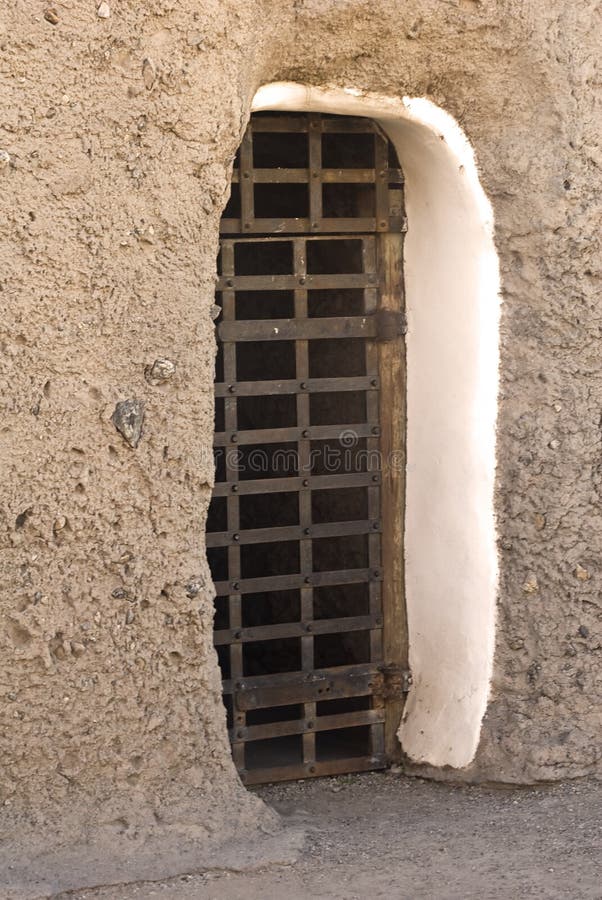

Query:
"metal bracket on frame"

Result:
[[374, 309, 408, 341], [375, 664, 413, 701]]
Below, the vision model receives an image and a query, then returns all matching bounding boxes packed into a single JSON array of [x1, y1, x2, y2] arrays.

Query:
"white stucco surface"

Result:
[[253, 83, 501, 768]]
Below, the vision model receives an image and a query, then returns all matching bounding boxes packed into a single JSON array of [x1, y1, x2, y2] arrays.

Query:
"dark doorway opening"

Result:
[[207, 112, 408, 784]]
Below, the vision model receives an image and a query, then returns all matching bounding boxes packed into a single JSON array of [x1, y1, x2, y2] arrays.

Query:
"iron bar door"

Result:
[[207, 112, 408, 784]]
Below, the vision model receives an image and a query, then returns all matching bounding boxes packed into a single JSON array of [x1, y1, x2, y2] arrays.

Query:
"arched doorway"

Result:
[[207, 111, 409, 784], [246, 84, 501, 773]]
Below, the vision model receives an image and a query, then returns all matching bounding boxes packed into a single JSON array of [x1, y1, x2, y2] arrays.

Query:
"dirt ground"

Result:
[[59, 772, 601, 900]]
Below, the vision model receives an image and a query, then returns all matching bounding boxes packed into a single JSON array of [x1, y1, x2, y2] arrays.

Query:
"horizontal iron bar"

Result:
[[230, 708, 384, 742], [220, 217, 379, 235], [216, 273, 376, 292], [214, 375, 378, 397], [206, 518, 380, 547], [219, 234, 375, 245], [231, 168, 403, 185], [217, 315, 376, 342], [223, 661, 379, 695], [240, 754, 386, 785], [232, 666, 382, 711], [214, 566, 382, 597], [212, 471, 380, 496], [214, 421, 376, 447], [248, 115, 380, 134], [214, 614, 379, 646]]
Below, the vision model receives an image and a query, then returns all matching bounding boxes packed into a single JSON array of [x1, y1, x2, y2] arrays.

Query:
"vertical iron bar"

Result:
[[221, 240, 245, 773], [362, 236, 385, 761], [294, 237, 316, 770], [240, 123, 254, 233], [374, 131, 390, 233], [309, 114, 323, 233]]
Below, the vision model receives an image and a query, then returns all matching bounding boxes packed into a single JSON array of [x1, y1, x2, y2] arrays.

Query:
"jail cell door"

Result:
[[207, 112, 409, 785]]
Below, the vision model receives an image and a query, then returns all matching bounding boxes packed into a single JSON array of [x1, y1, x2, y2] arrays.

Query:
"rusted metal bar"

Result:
[[213, 421, 377, 447], [248, 114, 380, 134], [239, 123, 254, 232], [240, 755, 385, 786], [220, 217, 378, 234], [219, 242, 246, 770], [231, 708, 384, 742], [217, 273, 376, 291], [223, 661, 380, 695], [231, 168, 392, 184], [214, 376, 379, 397], [220, 234, 379, 246], [293, 237, 317, 766], [232, 665, 380, 710], [211, 471, 380, 497], [205, 519, 380, 548], [217, 315, 376, 342], [214, 567, 382, 597], [213, 614, 379, 646]]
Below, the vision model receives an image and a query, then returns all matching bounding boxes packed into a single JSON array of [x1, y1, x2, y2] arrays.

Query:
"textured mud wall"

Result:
[[0, 0, 600, 889]]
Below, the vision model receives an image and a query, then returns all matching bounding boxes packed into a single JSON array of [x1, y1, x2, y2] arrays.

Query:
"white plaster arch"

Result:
[[252, 82, 500, 769]]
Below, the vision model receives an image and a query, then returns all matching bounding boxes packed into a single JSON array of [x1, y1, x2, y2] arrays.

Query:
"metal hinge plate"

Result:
[[374, 309, 407, 341], [375, 664, 413, 700]]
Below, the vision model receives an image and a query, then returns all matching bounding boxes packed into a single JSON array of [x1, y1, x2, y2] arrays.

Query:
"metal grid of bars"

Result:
[[209, 111, 407, 785], [220, 112, 404, 236]]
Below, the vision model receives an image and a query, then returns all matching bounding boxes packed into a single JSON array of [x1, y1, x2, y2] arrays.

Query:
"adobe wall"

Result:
[[0, 0, 600, 891]]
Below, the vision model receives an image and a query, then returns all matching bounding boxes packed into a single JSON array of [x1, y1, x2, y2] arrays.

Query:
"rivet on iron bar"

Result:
[[234, 630, 242, 639], [236, 681, 244, 689], [233, 533, 240, 541], [299, 276, 306, 285], [372, 426, 380, 436], [372, 570, 380, 578], [302, 479, 309, 487], [372, 521, 380, 530], [372, 475, 380, 483], [304, 527, 311, 536], [302, 429, 309, 438], [228, 385, 236, 393], [307, 720, 314, 729], [371, 378, 378, 387], [232, 581, 240, 590], [300, 382, 307, 390], [242, 171, 250, 178], [304, 577, 312, 585], [231, 484, 238, 492], [306, 623, 313, 631], [231, 433, 238, 442], [237, 729, 244, 739], [226, 279, 233, 287]]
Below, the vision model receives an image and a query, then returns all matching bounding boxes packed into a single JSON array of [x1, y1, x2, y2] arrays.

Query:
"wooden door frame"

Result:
[[378, 231, 408, 763]]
